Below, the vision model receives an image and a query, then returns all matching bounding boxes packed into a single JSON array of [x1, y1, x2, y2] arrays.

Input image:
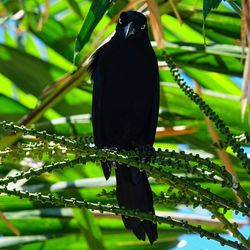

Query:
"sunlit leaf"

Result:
[[0, 44, 66, 97], [64, 0, 83, 19], [73, 208, 106, 250], [0, 235, 56, 248], [155, 43, 245, 76], [203, 0, 222, 21], [74, 0, 118, 63], [0, 1, 249, 249]]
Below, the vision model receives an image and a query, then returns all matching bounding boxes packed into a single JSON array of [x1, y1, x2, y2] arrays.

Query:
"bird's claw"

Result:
[[109, 146, 118, 152], [109, 147, 118, 168], [134, 144, 156, 162]]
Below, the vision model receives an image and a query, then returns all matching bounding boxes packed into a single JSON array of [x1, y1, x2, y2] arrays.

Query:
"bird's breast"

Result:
[[98, 44, 157, 118], [102, 46, 155, 87]]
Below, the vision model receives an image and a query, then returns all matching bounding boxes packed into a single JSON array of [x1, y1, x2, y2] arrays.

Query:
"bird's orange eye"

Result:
[[141, 24, 146, 30], [119, 18, 122, 24]]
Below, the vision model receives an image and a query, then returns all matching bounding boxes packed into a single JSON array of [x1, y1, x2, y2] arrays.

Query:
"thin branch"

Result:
[[0, 211, 20, 236], [0, 187, 245, 250], [0, 155, 248, 215], [0, 121, 249, 211], [210, 208, 250, 248], [194, 81, 241, 203], [169, 0, 182, 25], [164, 54, 250, 173]]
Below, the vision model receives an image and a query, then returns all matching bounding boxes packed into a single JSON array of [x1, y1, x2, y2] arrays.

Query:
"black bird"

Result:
[[89, 11, 159, 244]]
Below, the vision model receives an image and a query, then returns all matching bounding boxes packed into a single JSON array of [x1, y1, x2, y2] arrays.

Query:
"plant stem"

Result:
[[0, 186, 246, 250]]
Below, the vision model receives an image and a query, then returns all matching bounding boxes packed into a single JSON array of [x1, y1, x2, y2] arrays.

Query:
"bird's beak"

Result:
[[124, 22, 135, 39]]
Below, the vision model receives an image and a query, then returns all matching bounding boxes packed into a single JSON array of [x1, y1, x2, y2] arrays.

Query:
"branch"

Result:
[[0, 121, 242, 185], [97, 189, 230, 212], [210, 208, 250, 248], [0, 155, 248, 215], [164, 54, 250, 171], [0, 186, 245, 250]]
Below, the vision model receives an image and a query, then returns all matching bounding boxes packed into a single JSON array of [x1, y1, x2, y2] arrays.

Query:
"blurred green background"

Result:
[[0, 0, 249, 249]]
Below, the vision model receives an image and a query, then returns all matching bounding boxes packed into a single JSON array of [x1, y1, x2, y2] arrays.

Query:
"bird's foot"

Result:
[[109, 146, 118, 152], [135, 145, 156, 163], [145, 145, 156, 160], [109, 147, 118, 168], [110, 160, 117, 168]]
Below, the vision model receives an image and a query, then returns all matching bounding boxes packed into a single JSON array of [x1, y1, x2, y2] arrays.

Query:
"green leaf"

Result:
[[64, 0, 83, 19], [155, 44, 245, 76], [0, 94, 27, 115], [1, 0, 20, 14], [0, 44, 66, 97], [166, 42, 246, 58], [234, 0, 241, 6], [74, 0, 117, 61], [18, 234, 89, 250], [0, 235, 56, 248], [29, 16, 78, 62], [73, 208, 106, 250], [183, 67, 241, 95], [180, 10, 241, 41], [33, 114, 92, 136], [18, 232, 180, 250], [203, 0, 222, 21], [226, 0, 241, 15], [0, 1, 249, 248], [0, 217, 79, 236], [159, 83, 249, 131]]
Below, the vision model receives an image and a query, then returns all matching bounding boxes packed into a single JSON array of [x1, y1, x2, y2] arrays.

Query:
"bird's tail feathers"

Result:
[[101, 161, 111, 180], [115, 164, 158, 244]]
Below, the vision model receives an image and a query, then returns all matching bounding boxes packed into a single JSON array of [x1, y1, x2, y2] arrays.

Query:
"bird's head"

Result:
[[116, 11, 148, 40]]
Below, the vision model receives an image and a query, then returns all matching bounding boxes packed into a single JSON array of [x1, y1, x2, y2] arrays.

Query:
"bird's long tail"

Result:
[[115, 164, 157, 244]]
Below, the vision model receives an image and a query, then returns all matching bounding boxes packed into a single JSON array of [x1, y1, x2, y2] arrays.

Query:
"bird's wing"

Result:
[[150, 59, 160, 143], [131, 56, 159, 185], [89, 48, 112, 180], [90, 49, 103, 148]]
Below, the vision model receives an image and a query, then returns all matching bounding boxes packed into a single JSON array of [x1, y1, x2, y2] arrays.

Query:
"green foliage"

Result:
[[0, 0, 249, 249], [0, 185, 246, 249], [0, 44, 66, 97], [203, 0, 222, 21], [0, 80, 249, 247], [74, 0, 118, 64], [65, 0, 84, 19]]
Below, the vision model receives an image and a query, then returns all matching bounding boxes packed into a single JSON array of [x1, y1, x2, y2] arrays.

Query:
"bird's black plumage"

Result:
[[89, 11, 159, 244]]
